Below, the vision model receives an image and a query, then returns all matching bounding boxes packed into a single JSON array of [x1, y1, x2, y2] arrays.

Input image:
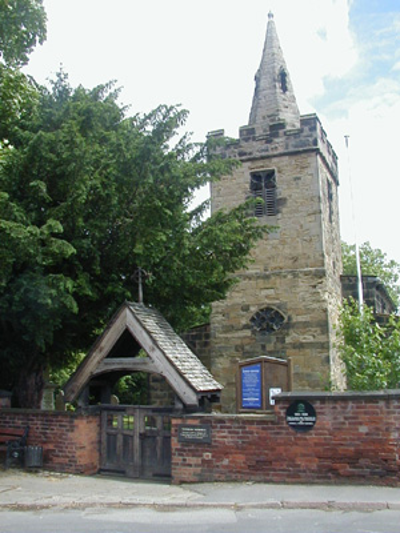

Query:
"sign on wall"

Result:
[[178, 424, 212, 444], [237, 356, 292, 412], [286, 400, 316, 432], [269, 387, 282, 406], [241, 363, 262, 409]]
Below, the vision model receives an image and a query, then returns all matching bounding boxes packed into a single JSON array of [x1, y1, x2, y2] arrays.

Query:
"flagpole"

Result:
[[345, 135, 363, 312]]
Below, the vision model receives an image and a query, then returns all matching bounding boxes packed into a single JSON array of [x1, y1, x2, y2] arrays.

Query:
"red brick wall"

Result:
[[0, 409, 100, 475], [2, 392, 400, 484], [171, 392, 400, 485]]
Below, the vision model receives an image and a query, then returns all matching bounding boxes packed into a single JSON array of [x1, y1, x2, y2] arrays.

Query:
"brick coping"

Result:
[[0, 407, 100, 417], [275, 390, 400, 401], [172, 412, 277, 421]]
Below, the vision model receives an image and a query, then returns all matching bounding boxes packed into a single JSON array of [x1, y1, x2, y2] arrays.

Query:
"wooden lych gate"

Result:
[[100, 406, 173, 478], [63, 302, 222, 479]]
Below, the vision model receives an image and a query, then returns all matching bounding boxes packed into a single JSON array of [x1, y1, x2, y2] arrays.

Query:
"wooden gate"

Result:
[[100, 406, 172, 479]]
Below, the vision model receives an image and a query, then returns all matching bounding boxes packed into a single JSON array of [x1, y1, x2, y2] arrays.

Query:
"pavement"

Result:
[[1, 469, 400, 512]]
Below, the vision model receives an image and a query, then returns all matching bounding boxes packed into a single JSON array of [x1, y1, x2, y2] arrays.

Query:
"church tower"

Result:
[[209, 13, 344, 411]]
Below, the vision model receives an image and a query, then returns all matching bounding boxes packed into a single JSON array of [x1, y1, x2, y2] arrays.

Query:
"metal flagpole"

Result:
[[345, 135, 363, 312]]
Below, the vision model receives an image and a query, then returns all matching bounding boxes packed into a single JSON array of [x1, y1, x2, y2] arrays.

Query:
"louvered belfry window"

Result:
[[250, 170, 277, 217]]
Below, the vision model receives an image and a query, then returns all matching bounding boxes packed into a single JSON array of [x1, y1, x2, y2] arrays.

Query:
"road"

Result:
[[1, 507, 399, 533]]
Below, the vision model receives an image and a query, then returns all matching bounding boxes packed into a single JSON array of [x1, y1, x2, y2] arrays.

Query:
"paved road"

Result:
[[1, 506, 399, 533]]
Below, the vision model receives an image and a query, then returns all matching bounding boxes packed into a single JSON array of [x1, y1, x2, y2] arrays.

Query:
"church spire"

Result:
[[249, 12, 300, 132]]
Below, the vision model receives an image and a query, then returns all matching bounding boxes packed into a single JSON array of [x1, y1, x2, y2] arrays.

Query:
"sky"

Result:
[[25, 0, 400, 268]]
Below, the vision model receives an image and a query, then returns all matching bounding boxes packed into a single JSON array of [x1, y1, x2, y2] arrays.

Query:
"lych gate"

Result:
[[100, 405, 173, 478], [63, 302, 222, 478]]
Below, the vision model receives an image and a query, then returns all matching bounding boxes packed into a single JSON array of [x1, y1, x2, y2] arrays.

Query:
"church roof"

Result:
[[126, 302, 221, 394], [249, 12, 300, 132], [64, 302, 222, 407]]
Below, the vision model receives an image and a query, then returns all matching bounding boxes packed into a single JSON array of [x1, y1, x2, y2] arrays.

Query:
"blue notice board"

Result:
[[241, 363, 262, 409]]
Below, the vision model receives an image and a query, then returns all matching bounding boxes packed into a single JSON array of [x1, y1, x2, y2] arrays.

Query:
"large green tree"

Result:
[[0, 72, 267, 406]]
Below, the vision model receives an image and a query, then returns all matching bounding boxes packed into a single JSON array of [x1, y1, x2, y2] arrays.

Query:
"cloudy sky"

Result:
[[26, 0, 400, 267]]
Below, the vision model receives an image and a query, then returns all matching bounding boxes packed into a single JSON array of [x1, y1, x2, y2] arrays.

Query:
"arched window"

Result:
[[250, 307, 286, 334]]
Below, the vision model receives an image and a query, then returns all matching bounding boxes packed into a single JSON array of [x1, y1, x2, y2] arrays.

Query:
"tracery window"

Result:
[[250, 307, 286, 334]]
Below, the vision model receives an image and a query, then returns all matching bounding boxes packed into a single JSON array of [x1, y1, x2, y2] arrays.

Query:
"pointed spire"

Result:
[[249, 12, 300, 132]]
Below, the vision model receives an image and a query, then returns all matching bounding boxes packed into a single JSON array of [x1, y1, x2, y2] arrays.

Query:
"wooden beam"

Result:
[[93, 357, 159, 377], [64, 306, 128, 402]]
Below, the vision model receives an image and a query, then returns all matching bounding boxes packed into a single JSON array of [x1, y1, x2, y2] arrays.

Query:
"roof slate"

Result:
[[127, 302, 222, 394]]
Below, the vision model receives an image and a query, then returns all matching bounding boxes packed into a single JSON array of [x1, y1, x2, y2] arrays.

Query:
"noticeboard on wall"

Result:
[[241, 363, 262, 409], [237, 356, 292, 412]]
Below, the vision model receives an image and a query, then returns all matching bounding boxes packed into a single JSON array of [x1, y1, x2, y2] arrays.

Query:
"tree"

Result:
[[0, 0, 47, 67], [0, 0, 46, 142], [340, 242, 400, 390], [338, 299, 400, 390], [342, 241, 400, 307], [0, 72, 268, 407], [0, 65, 40, 141]]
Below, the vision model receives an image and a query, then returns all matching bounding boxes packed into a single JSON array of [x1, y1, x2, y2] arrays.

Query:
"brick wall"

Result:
[[171, 391, 400, 485], [2, 391, 400, 484], [0, 408, 100, 475]]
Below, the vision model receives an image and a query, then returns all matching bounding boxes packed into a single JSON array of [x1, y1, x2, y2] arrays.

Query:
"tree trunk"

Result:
[[16, 358, 45, 408]]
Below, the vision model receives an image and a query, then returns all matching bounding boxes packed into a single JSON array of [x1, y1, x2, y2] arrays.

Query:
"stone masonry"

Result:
[[208, 14, 344, 412]]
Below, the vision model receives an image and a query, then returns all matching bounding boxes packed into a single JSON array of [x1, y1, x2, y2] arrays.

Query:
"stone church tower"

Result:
[[209, 13, 344, 411]]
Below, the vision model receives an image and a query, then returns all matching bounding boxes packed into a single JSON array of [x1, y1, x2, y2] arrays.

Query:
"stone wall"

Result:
[[0, 391, 11, 409], [210, 114, 337, 182], [181, 324, 211, 369], [0, 409, 100, 474], [318, 156, 344, 388], [148, 374, 176, 406], [342, 275, 396, 315], [171, 391, 400, 485]]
